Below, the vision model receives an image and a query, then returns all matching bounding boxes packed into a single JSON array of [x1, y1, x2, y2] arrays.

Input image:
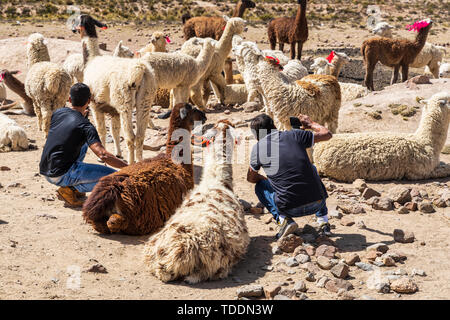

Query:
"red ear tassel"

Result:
[[165, 36, 171, 44], [101, 26, 108, 30], [326, 51, 335, 63], [0, 74, 4, 82]]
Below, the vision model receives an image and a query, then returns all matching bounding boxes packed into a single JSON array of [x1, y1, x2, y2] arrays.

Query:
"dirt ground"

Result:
[[0, 17, 449, 300]]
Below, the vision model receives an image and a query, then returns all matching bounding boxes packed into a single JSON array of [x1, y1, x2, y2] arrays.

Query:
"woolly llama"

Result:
[[0, 70, 34, 115], [82, 103, 206, 235], [440, 63, 450, 78], [267, 0, 308, 60], [136, 32, 170, 57], [311, 51, 350, 78], [362, 19, 433, 90], [0, 112, 28, 152], [314, 92, 450, 182], [182, 0, 255, 40], [113, 41, 135, 58], [25, 33, 72, 135], [372, 22, 446, 79], [144, 120, 249, 284]]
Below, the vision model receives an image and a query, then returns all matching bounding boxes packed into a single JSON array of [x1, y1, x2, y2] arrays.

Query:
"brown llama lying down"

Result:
[[362, 19, 433, 91], [82, 103, 206, 235], [267, 0, 308, 60], [0, 70, 34, 116], [182, 0, 255, 40], [144, 120, 249, 284]]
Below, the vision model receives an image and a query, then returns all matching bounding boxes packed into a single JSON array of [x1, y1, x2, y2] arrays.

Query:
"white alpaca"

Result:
[[136, 31, 169, 56], [63, 37, 101, 84], [113, 41, 135, 58], [314, 92, 450, 182], [142, 39, 215, 109], [24, 33, 72, 135], [0, 112, 28, 152], [82, 37, 158, 164], [144, 120, 249, 284], [181, 17, 247, 109], [372, 22, 446, 78], [440, 63, 450, 78]]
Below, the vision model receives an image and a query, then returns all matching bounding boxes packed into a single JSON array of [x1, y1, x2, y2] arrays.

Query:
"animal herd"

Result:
[[0, 0, 450, 284]]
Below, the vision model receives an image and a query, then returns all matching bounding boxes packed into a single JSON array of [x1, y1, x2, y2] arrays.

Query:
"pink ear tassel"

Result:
[[326, 51, 335, 63], [165, 36, 171, 44], [406, 19, 430, 32], [0, 74, 5, 82]]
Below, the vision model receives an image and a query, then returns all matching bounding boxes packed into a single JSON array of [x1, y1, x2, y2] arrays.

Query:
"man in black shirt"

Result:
[[40, 83, 127, 207], [247, 114, 333, 239]]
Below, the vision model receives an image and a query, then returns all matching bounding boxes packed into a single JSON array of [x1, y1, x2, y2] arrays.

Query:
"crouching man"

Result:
[[39, 83, 128, 207], [247, 114, 333, 239]]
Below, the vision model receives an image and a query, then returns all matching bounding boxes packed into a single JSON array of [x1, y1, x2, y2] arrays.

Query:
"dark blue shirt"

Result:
[[250, 129, 328, 211]]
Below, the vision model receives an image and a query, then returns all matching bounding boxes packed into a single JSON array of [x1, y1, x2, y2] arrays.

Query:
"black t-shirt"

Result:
[[39, 107, 101, 177], [250, 130, 328, 211]]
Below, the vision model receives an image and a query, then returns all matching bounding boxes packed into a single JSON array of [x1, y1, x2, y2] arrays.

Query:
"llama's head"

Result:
[[406, 19, 432, 33], [204, 120, 240, 155], [113, 41, 134, 58], [150, 31, 170, 51], [421, 92, 450, 119], [172, 103, 207, 132], [223, 17, 248, 36], [311, 57, 333, 73], [333, 51, 351, 65], [372, 22, 393, 37], [234, 41, 263, 67], [26, 33, 50, 66], [439, 63, 450, 79], [72, 14, 107, 38]]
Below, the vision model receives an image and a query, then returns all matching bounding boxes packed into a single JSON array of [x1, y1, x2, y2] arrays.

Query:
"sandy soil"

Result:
[[0, 18, 449, 300]]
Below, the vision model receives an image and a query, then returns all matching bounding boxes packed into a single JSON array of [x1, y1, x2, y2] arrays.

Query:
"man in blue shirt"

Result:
[[247, 114, 332, 239]]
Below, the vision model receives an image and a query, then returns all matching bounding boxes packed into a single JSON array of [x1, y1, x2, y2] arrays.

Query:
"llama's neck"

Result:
[[83, 36, 100, 61], [202, 137, 234, 191], [294, 0, 307, 30], [195, 42, 215, 70], [27, 46, 50, 67], [413, 27, 430, 51], [330, 59, 346, 77], [258, 61, 289, 95], [217, 25, 238, 61], [233, 1, 247, 17], [166, 122, 193, 178], [415, 102, 449, 156]]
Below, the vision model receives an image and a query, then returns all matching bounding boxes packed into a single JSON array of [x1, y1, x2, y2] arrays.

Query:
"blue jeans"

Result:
[[255, 179, 328, 223], [45, 143, 116, 193]]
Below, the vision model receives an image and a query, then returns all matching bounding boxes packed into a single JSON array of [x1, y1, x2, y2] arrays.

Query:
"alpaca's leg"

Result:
[[201, 81, 212, 106], [120, 110, 135, 164], [135, 108, 150, 163], [279, 42, 284, 53], [297, 42, 303, 60], [190, 84, 205, 110], [290, 42, 296, 60], [34, 102, 43, 131], [41, 107, 52, 137], [209, 74, 227, 104], [391, 65, 400, 84], [364, 61, 377, 91], [92, 109, 107, 147], [429, 62, 440, 79], [172, 87, 190, 106], [111, 115, 122, 158], [401, 64, 409, 82]]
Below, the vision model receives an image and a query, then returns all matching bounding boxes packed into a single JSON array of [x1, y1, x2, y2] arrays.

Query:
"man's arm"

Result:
[[298, 114, 332, 143], [89, 142, 128, 169], [247, 167, 267, 184]]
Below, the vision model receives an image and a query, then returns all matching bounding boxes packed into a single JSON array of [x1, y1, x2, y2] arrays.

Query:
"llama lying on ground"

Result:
[[182, 0, 255, 40], [362, 19, 433, 90], [372, 21, 446, 79], [136, 32, 170, 57], [181, 17, 247, 109], [268, 0, 308, 60], [0, 112, 28, 152], [144, 120, 249, 284], [0, 70, 34, 115], [440, 63, 450, 78], [314, 92, 450, 182], [25, 33, 72, 135], [82, 103, 206, 235]]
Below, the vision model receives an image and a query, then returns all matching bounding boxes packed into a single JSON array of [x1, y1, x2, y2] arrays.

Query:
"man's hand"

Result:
[[298, 114, 313, 130], [297, 114, 333, 143], [247, 167, 267, 184], [89, 142, 128, 169]]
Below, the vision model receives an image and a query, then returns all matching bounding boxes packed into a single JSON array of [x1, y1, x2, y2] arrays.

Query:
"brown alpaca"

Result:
[[0, 70, 34, 115], [82, 103, 207, 235], [182, 0, 255, 40], [362, 19, 433, 91], [267, 0, 308, 60]]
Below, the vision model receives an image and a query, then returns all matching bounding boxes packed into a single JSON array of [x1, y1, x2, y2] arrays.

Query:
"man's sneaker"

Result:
[[319, 222, 332, 236], [56, 187, 84, 208], [276, 217, 298, 240]]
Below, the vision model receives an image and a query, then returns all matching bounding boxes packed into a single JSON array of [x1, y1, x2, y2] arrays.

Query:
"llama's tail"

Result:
[[361, 42, 368, 64]]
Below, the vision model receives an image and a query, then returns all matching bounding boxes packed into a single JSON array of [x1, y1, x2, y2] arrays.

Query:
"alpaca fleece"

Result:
[[144, 121, 249, 283], [113, 41, 134, 58], [440, 63, 450, 78], [0, 82, 5, 101], [267, 0, 308, 60], [137, 31, 168, 57], [63, 37, 101, 84], [0, 112, 28, 152], [181, 18, 246, 109], [314, 92, 450, 182], [182, 0, 254, 41]]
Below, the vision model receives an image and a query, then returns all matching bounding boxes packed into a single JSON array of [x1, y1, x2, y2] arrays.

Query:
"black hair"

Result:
[[70, 83, 91, 107], [250, 114, 277, 141]]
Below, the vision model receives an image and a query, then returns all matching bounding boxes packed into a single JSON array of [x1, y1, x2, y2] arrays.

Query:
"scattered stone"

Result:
[[366, 271, 390, 293], [418, 201, 435, 213], [366, 243, 389, 254], [352, 179, 367, 192], [295, 254, 310, 264], [362, 187, 381, 200], [273, 294, 291, 300], [404, 202, 418, 211], [391, 188, 412, 205], [316, 276, 330, 288], [394, 269, 408, 276], [86, 264, 108, 274], [411, 269, 427, 277], [325, 279, 354, 293], [317, 256, 334, 270], [330, 263, 349, 279], [236, 285, 264, 298], [277, 234, 302, 253], [305, 272, 315, 282], [261, 265, 273, 271], [385, 251, 407, 262], [382, 256, 396, 267], [355, 262, 374, 271], [264, 285, 281, 300], [272, 246, 282, 255], [337, 290, 355, 300], [344, 253, 360, 266], [302, 262, 321, 274], [278, 288, 296, 298], [360, 295, 376, 300], [285, 257, 299, 267], [365, 250, 381, 262], [294, 280, 307, 292], [397, 206, 410, 214], [296, 293, 309, 300], [0, 166, 11, 171], [329, 210, 343, 219], [304, 245, 316, 256], [370, 197, 394, 211], [390, 278, 418, 294], [340, 216, 355, 226], [336, 203, 366, 215], [393, 229, 415, 243], [315, 244, 337, 258], [293, 247, 307, 256], [356, 220, 366, 229], [242, 101, 262, 113]]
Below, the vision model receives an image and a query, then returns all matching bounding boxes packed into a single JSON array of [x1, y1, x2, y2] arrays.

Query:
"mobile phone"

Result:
[[290, 117, 302, 129]]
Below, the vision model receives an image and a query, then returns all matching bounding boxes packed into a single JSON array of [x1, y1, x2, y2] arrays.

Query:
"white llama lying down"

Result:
[[0, 112, 28, 151], [144, 120, 249, 284], [440, 63, 450, 78], [372, 22, 446, 78], [314, 92, 450, 182]]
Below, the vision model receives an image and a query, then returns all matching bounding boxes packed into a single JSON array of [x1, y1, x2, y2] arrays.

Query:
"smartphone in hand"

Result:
[[289, 117, 302, 129]]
